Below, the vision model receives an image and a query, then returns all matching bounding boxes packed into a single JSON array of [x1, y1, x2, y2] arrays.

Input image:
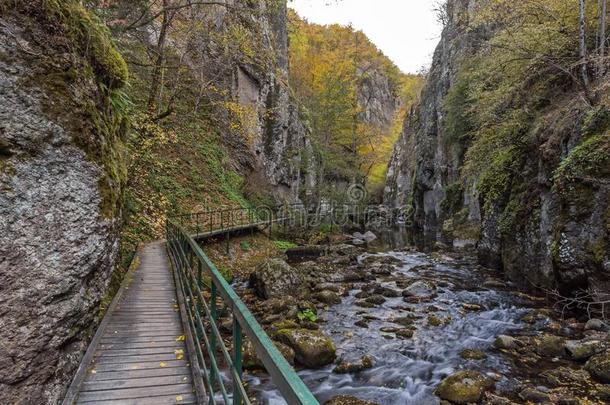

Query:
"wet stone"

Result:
[[324, 395, 378, 405], [460, 349, 487, 360], [365, 295, 386, 305], [333, 355, 374, 374], [435, 371, 494, 404], [585, 349, 610, 383]]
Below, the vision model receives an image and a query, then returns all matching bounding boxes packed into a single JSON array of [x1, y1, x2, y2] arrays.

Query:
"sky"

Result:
[[288, 0, 444, 74]]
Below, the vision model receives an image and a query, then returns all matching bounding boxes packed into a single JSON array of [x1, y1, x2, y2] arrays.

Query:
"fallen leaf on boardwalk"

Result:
[[176, 335, 186, 341], [175, 349, 184, 360], [176, 396, 183, 402], [159, 362, 167, 367]]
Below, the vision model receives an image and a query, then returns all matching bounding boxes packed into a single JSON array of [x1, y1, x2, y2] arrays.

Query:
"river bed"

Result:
[[245, 236, 548, 404]]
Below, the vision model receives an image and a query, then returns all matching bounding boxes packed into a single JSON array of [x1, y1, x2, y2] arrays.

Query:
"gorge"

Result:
[[0, 0, 609, 404]]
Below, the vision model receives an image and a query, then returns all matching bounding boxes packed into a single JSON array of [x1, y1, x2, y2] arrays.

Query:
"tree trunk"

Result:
[[147, 0, 172, 112], [581, 0, 590, 88], [600, 0, 607, 76]]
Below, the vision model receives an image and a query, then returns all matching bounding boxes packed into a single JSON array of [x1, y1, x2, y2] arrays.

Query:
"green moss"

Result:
[[553, 133, 610, 194], [582, 105, 610, 137], [273, 240, 297, 251], [588, 238, 607, 266], [44, 0, 128, 89], [198, 138, 250, 208], [440, 182, 464, 215]]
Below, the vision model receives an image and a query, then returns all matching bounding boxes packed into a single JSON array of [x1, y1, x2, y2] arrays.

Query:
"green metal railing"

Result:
[[166, 219, 319, 405]]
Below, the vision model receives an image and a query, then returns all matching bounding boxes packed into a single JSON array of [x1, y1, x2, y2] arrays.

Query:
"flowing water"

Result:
[[247, 233, 544, 404]]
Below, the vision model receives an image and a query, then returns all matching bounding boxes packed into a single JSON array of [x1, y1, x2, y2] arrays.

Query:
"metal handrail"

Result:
[[166, 219, 319, 405]]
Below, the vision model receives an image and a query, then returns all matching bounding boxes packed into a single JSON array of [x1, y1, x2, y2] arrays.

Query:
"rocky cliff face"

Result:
[[385, 0, 483, 232], [385, 0, 609, 294], [357, 67, 400, 130], [233, 2, 313, 201], [0, 3, 127, 403]]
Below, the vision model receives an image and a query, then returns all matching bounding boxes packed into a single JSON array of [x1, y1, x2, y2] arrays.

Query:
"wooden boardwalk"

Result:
[[71, 242, 198, 404]]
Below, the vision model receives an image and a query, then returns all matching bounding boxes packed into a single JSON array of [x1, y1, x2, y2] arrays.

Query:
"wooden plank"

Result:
[[99, 336, 182, 345], [98, 341, 184, 351], [76, 384, 193, 401], [90, 360, 189, 373], [61, 245, 142, 405], [64, 242, 200, 404], [86, 366, 192, 382], [95, 347, 184, 357], [76, 392, 196, 404], [81, 374, 192, 391]]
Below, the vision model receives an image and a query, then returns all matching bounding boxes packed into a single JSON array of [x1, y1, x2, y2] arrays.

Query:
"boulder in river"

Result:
[[242, 339, 295, 369], [249, 259, 305, 299], [494, 335, 519, 350], [435, 370, 494, 404], [353, 231, 377, 243], [535, 334, 565, 357], [459, 349, 487, 360], [365, 294, 386, 305], [333, 355, 374, 374], [324, 395, 378, 405], [584, 318, 610, 332], [402, 280, 437, 300], [276, 328, 336, 368], [585, 350, 610, 383], [314, 290, 342, 305], [519, 387, 551, 403], [372, 285, 400, 297]]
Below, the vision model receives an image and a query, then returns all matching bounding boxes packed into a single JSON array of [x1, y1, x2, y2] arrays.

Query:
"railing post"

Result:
[[209, 283, 218, 402], [232, 316, 243, 405], [196, 212, 200, 236]]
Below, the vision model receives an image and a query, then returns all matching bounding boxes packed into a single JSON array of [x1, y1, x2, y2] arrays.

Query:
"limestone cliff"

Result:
[[0, 1, 127, 403], [385, 0, 610, 294]]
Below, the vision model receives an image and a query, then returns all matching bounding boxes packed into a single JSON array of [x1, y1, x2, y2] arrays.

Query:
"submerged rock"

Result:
[[585, 350, 610, 383], [402, 280, 437, 300], [276, 328, 336, 368], [435, 370, 494, 404]]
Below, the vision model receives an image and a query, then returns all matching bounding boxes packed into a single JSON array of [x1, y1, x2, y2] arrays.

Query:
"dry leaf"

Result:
[[159, 362, 167, 368], [175, 335, 186, 342]]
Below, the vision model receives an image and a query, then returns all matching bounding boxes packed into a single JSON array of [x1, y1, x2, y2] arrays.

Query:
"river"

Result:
[[246, 232, 546, 404]]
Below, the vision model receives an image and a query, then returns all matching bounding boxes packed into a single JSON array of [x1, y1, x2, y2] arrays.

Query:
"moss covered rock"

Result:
[[45, 0, 128, 89], [333, 355, 374, 374], [242, 339, 295, 370], [435, 370, 494, 404], [324, 395, 378, 405], [585, 350, 610, 383], [276, 328, 336, 368], [459, 349, 487, 360]]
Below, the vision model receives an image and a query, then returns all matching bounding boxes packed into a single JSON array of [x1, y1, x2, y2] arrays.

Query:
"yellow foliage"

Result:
[[288, 10, 423, 191]]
